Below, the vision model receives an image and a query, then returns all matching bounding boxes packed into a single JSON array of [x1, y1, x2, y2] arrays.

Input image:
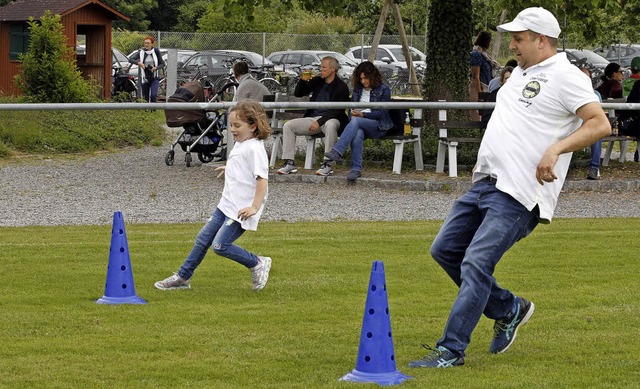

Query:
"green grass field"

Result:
[[1, 219, 638, 388]]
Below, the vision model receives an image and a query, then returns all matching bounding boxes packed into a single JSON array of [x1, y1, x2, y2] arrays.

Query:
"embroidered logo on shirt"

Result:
[[522, 81, 541, 99]]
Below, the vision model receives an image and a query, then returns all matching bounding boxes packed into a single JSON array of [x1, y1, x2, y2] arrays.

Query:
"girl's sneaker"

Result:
[[154, 273, 190, 290], [250, 256, 272, 291]]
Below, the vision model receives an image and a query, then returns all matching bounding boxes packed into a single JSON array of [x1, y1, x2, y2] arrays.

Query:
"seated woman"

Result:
[[596, 62, 623, 99], [323, 61, 393, 182]]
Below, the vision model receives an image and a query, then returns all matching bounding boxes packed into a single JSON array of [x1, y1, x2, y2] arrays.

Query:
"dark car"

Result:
[[267, 50, 357, 82], [177, 50, 273, 87]]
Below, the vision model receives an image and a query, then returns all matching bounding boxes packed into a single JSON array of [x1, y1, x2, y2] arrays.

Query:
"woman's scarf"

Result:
[[139, 48, 159, 84]]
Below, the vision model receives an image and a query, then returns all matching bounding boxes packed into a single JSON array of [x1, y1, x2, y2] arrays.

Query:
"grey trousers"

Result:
[[281, 116, 340, 161]]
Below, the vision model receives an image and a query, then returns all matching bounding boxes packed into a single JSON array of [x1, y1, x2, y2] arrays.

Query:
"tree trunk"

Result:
[[368, 0, 391, 63], [423, 0, 473, 112]]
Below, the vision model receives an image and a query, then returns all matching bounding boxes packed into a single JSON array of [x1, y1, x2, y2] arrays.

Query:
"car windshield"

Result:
[[567, 50, 609, 66], [317, 52, 358, 67], [224, 51, 273, 66], [112, 48, 128, 64], [389, 47, 425, 62]]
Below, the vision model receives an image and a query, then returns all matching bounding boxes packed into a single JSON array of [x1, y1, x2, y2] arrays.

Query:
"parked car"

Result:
[[176, 50, 274, 86], [111, 47, 131, 75], [127, 49, 197, 78], [558, 48, 610, 88], [594, 44, 640, 68], [344, 44, 426, 69], [267, 50, 358, 81]]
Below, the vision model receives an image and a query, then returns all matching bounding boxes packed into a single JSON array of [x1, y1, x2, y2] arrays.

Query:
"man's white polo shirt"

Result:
[[473, 52, 598, 222]]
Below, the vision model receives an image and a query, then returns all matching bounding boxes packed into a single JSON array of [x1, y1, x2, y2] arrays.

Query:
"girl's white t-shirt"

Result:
[[217, 138, 269, 231]]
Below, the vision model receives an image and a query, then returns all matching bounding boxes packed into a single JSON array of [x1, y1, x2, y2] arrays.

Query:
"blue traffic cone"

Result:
[[96, 211, 146, 305], [339, 260, 412, 386]]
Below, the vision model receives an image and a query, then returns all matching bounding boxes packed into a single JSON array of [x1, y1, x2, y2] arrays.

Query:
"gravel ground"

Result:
[[2, 144, 640, 227]]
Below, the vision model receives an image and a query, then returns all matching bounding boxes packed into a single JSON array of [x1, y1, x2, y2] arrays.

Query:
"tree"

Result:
[[197, 0, 287, 33], [423, 0, 472, 104], [175, 0, 211, 32], [15, 12, 96, 103], [102, 0, 157, 31], [219, 0, 352, 21], [147, 0, 183, 31]]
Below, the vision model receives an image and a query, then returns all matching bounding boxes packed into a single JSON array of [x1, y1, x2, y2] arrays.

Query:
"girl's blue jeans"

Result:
[[178, 208, 259, 280], [332, 117, 387, 171], [430, 178, 539, 357]]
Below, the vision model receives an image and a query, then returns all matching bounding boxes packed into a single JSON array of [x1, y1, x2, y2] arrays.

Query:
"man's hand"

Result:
[[309, 120, 320, 132], [536, 147, 559, 184]]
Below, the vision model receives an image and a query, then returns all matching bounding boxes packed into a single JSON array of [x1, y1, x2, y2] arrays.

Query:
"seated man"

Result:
[[233, 61, 270, 102], [277, 56, 349, 176]]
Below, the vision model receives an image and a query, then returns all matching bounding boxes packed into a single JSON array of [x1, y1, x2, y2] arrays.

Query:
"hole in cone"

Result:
[[120, 265, 126, 271], [371, 285, 377, 291], [121, 283, 127, 289], [364, 356, 371, 362], [120, 247, 125, 253], [366, 332, 373, 338], [368, 308, 375, 315]]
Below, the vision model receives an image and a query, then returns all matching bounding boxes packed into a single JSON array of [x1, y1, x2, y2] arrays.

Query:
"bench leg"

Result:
[[304, 137, 316, 170], [619, 140, 629, 163], [436, 140, 447, 173], [448, 141, 459, 177], [269, 133, 282, 168], [602, 139, 614, 166], [393, 141, 404, 174], [413, 138, 424, 171]]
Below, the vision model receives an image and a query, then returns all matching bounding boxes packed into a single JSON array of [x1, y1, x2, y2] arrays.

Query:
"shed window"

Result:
[[10, 23, 30, 61]]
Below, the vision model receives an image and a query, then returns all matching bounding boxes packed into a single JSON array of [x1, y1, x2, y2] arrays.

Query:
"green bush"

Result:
[[0, 103, 165, 157], [14, 12, 97, 103]]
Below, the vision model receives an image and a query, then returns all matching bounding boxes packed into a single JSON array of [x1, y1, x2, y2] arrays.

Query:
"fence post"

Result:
[[262, 32, 266, 66], [157, 31, 161, 48]]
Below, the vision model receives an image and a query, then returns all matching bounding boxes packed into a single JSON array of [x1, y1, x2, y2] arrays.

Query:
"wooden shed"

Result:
[[0, 0, 129, 98]]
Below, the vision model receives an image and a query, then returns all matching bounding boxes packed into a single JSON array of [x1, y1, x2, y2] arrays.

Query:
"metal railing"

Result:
[[1, 102, 638, 112]]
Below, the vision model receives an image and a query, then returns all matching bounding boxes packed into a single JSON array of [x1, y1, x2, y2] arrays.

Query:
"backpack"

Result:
[[386, 108, 410, 136]]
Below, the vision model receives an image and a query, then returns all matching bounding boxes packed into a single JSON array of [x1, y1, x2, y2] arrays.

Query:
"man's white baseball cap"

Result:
[[497, 7, 561, 38]]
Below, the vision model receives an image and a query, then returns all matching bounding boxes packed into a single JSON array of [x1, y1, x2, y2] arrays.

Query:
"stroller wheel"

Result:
[[198, 152, 215, 163], [185, 153, 192, 167], [165, 150, 175, 166]]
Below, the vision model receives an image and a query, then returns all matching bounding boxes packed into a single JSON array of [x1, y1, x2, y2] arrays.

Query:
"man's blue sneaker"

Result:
[[408, 344, 464, 368], [489, 297, 535, 354]]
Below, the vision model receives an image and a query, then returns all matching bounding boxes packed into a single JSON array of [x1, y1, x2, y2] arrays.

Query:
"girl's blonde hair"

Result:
[[230, 100, 272, 140]]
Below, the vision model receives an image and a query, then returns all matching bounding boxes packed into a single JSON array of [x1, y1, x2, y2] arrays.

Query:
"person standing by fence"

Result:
[[408, 7, 610, 368], [128, 36, 165, 103]]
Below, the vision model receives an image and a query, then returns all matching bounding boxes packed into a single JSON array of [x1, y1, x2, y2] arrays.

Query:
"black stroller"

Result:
[[164, 82, 227, 167]]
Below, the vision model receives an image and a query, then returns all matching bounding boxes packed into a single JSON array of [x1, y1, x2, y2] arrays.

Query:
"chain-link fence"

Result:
[[112, 30, 428, 96], [113, 30, 428, 61]]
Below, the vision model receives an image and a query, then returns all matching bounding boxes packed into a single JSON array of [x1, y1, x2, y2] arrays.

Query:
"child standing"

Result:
[[155, 101, 273, 291]]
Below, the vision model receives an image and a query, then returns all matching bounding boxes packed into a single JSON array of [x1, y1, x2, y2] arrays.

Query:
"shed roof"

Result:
[[0, 0, 129, 22]]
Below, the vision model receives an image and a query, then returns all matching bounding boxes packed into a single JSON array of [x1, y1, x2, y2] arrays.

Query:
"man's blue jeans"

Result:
[[430, 178, 539, 357], [590, 139, 602, 168], [332, 117, 387, 171], [178, 208, 259, 280]]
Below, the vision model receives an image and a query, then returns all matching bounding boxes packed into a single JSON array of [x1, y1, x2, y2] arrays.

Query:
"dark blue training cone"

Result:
[[339, 261, 412, 386], [96, 211, 146, 305]]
